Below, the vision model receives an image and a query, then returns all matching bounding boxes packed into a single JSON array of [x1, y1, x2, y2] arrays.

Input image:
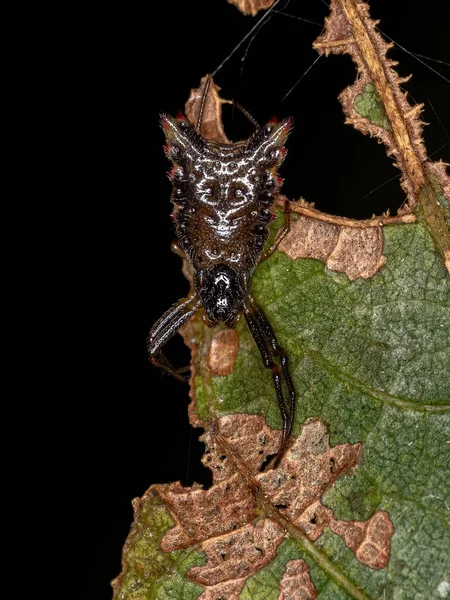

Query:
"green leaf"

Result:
[[112, 489, 205, 600], [354, 84, 391, 131], [114, 221, 450, 599], [198, 223, 449, 426]]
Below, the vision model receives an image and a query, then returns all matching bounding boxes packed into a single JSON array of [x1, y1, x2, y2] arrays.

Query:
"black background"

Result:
[[94, 1, 449, 598]]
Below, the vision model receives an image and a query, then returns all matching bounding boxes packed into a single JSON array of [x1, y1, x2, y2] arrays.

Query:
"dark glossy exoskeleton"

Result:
[[148, 104, 295, 464]]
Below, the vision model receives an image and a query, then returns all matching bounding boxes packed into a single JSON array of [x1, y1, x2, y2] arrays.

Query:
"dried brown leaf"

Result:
[[185, 76, 231, 143], [227, 0, 274, 17], [314, 0, 428, 205]]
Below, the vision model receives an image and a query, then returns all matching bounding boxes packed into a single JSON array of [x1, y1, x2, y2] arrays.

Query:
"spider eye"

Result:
[[234, 188, 244, 198], [178, 120, 189, 131]]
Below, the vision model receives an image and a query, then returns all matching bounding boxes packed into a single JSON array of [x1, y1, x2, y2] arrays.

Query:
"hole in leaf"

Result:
[[259, 453, 277, 472], [281, 54, 408, 219]]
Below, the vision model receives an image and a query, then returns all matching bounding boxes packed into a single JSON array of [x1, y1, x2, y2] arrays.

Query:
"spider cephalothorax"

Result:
[[148, 108, 295, 464]]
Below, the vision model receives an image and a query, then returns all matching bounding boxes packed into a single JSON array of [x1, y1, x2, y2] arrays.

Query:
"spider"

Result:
[[147, 78, 295, 464]]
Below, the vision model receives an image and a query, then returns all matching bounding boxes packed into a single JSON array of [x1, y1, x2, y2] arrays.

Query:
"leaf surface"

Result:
[[113, 212, 449, 600]]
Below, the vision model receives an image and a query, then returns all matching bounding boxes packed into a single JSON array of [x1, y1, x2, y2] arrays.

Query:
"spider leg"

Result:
[[262, 198, 291, 260], [195, 74, 260, 132], [231, 99, 260, 129], [147, 293, 201, 382], [244, 294, 296, 466], [196, 74, 212, 131], [153, 350, 190, 383]]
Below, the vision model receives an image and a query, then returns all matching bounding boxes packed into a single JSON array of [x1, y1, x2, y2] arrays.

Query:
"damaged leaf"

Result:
[[114, 418, 395, 599], [227, 0, 274, 17], [276, 200, 389, 280], [313, 0, 450, 272], [115, 183, 450, 599], [185, 77, 231, 144], [180, 217, 449, 600], [115, 1, 450, 598]]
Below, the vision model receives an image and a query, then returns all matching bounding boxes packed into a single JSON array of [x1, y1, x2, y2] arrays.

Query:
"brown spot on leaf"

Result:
[[185, 76, 231, 143], [336, 511, 392, 567], [228, 0, 274, 17], [327, 226, 386, 279], [355, 511, 395, 569], [210, 414, 282, 476], [278, 559, 318, 600], [189, 518, 285, 586], [279, 211, 386, 280], [256, 420, 363, 527], [207, 329, 239, 376], [198, 578, 247, 600], [286, 416, 330, 459], [279, 214, 340, 264], [156, 475, 256, 552]]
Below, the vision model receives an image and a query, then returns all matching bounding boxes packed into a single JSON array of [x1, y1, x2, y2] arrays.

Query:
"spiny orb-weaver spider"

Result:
[[147, 80, 295, 464]]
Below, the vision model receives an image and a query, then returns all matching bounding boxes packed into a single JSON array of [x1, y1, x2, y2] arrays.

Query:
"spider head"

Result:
[[196, 265, 247, 326]]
